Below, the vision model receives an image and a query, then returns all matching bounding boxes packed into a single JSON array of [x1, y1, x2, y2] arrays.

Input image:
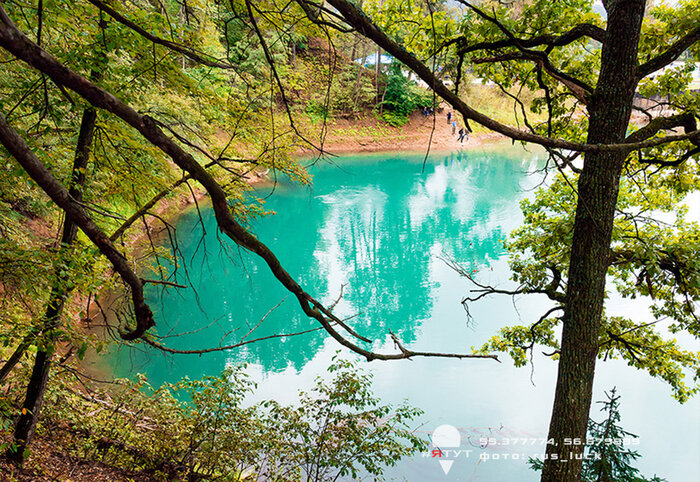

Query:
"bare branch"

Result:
[[141, 278, 187, 288], [142, 326, 324, 354], [442, 257, 566, 304]]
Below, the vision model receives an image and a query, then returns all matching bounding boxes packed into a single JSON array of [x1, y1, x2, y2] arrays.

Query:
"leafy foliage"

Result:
[[457, 0, 700, 403], [0, 357, 424, 481], [476, 162, 700, 401], [381, 62, 433, 126]]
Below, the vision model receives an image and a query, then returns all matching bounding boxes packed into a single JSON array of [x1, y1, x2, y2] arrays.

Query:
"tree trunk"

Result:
[[375, 46, 382, 102], [352, 42, 368, 113], [541, 2, 645, 481], [8, 107, 97, 464]]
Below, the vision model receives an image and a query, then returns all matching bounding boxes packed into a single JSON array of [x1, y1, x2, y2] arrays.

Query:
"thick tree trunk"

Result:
[[541, 2, 645, 481], [8, 108, 97, 464]]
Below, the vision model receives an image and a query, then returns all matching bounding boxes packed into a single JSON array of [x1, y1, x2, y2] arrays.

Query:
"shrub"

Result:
[[4, 356, 425, 481]]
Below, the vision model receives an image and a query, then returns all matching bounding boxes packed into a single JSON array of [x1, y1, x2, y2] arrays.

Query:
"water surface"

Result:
[[112, 146, 699, 481]]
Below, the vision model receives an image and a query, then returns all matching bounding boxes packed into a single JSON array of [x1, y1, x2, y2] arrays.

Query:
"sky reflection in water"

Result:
[[111, 146, 699, 481]]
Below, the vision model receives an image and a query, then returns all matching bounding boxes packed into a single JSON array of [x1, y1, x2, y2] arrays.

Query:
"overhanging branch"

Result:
[[456, 22, 605, 55], [0, 5, 497, 362], [472, 51, 591, 104], [0, 113, 154, 340], [311, 0, 698, 153]]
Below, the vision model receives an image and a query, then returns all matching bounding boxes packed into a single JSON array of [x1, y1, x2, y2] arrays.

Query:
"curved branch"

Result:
[[0, 6, 496, 362], [144, 327, 498, 360], [455, 0, 596, 101], [0, 113, 154, 340], [456, 22, 605, 55], [637, 26, 700, 79], [625, 112, 699, 144], [442, 257, 566, 304], [314, 0, 697, 153], [142, 326, 325, 354], [521, 306, 564, 352], [637, 146, 700, 167], [626, 112, 700, 166], [472, 51, 591, 103]]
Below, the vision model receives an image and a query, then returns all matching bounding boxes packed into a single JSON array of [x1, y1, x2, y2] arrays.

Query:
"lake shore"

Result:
[[293, 111, 507, 158]]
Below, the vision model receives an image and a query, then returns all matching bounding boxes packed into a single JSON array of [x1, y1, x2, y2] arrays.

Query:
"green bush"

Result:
[[7, 356, 425, 481], [305, 98, 331, 123], [381, 110, 410, 127], [380, 62, 434, 125]]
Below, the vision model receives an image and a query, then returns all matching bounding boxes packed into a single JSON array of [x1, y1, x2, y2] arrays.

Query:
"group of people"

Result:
[[447, 111, 469, 143], [421, 106, 435, 117]]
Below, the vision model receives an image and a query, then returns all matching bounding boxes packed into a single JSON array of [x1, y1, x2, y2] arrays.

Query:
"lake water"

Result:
[[111, 146, 700, 481]]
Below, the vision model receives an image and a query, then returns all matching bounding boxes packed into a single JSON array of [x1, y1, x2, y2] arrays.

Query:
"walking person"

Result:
[[446, 111, 451, 125], [458, 128, 465, 143], [452, 120, 457, 135]]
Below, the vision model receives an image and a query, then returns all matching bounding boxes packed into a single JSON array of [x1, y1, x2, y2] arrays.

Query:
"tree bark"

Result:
[[541, 1, 645, 480], [7, 107, 98, 464]]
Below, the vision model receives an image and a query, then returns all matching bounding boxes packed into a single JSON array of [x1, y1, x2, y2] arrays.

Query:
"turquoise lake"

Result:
[[111, 146, 700, 481]]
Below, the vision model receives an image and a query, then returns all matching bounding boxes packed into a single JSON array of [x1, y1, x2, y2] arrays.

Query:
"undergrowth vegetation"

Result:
[[1, 357, 424, 481]]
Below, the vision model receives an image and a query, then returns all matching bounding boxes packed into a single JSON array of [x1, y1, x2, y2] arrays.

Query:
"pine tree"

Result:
[[531, 388, 666, 482], [582, 388, 665, 482]]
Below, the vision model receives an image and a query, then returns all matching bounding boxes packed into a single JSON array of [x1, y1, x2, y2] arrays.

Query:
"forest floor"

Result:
[[0, 441, 154, 481]]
